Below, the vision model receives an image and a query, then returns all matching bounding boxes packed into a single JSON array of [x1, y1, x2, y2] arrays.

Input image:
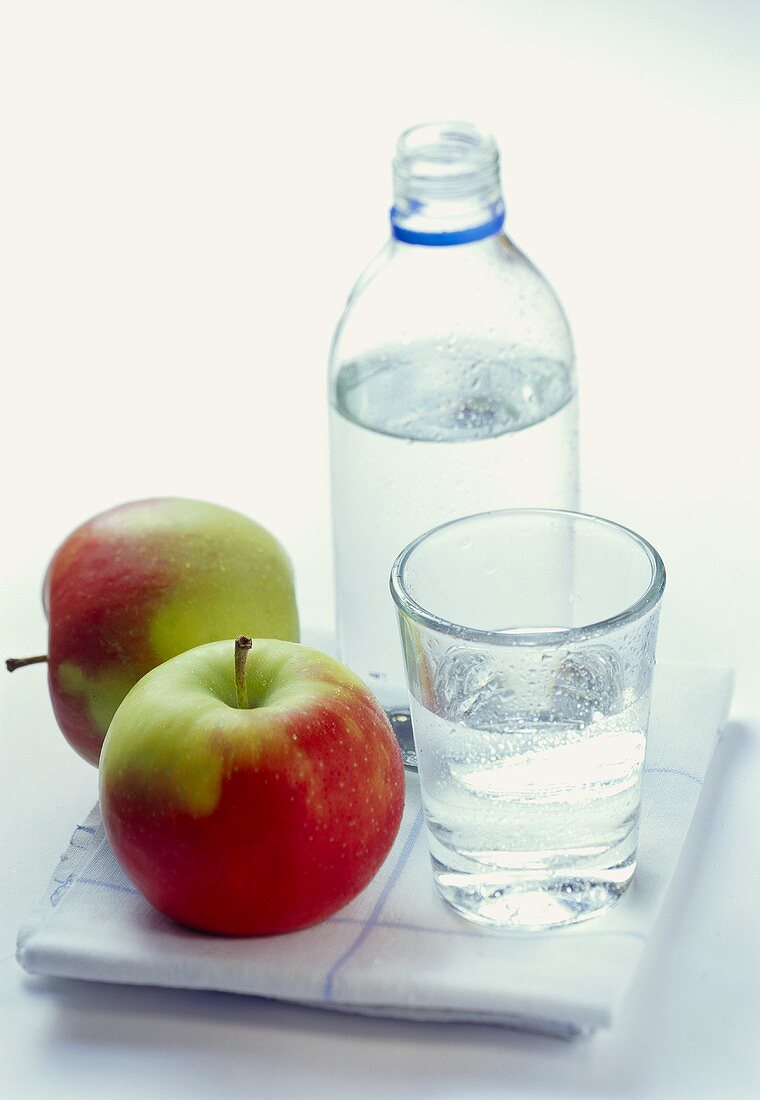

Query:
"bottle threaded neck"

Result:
[[391, 121, 504, 245]]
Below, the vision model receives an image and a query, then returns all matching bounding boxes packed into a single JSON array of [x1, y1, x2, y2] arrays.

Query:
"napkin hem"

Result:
[[17, 947, 587, 1039]]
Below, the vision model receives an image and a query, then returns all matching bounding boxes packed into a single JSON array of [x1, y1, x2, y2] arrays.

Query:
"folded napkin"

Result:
[[17, 663, 732, 1038]]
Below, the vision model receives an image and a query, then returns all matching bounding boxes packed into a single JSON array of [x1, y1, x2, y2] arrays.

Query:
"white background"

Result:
[[1, 2, 758, 1097]]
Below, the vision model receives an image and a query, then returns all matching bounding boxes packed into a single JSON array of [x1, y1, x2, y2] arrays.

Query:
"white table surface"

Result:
[[2, 2, 759, 1096]]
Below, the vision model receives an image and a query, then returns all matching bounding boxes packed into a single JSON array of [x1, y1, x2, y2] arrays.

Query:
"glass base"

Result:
[[385, 708, 417, 769], [431, 856, 635, 931]]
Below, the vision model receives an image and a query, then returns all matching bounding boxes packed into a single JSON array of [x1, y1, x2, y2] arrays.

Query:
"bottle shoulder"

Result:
[[330, 233, 574, 374]]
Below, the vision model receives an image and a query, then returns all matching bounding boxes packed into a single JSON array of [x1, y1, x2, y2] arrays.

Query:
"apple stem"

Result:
[[6, 654, 48, 673], [234, 635, 253, 709]]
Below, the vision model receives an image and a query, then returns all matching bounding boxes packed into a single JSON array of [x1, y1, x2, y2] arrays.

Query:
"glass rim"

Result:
[[389, 508, 666, 647]]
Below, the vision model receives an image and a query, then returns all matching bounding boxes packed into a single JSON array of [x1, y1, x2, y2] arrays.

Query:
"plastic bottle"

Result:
[[329, 121, 577, 761]]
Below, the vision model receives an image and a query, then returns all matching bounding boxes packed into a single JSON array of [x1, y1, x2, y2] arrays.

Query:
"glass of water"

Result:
[[390, 508, 665, 930]]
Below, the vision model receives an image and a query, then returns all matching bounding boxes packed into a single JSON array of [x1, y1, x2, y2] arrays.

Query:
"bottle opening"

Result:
[[392, 120, 504, 245], [395, 121, 498, 194]]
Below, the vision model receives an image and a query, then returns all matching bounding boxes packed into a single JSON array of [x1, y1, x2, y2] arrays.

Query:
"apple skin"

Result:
[[45, 498, 299, 766], [99, 639, 405, 936]]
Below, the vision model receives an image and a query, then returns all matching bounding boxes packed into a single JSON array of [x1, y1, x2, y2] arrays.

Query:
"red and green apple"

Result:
[[99, 637, 405, 935], [8, 498, 299, 765]]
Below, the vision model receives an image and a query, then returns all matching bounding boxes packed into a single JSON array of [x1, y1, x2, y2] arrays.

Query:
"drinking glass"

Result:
[[390, 508, 665, 930]]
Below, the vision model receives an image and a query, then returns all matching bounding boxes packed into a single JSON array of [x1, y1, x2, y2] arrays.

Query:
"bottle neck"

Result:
[[389, 121, 505, 247]]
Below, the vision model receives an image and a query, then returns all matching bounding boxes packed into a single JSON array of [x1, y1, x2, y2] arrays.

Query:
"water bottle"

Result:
[[329, 121, 578, 757]]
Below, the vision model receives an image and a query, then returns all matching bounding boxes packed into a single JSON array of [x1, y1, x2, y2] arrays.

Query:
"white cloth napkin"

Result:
[[17, 663, 732, 1038]]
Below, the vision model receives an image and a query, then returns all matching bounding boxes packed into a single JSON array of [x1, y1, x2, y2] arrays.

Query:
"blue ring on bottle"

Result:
[[390, 202, 505, 246]]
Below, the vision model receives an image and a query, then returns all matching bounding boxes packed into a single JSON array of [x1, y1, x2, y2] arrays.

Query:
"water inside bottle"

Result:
[[330, 338, 578, 731]]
